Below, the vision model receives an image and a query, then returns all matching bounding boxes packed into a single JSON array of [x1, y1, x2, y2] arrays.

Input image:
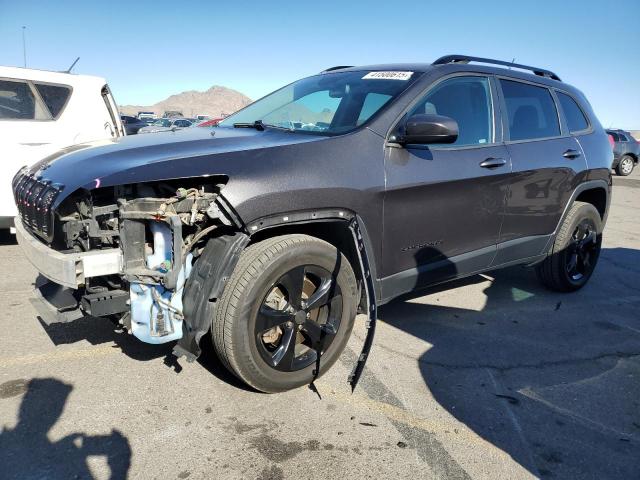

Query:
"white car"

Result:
[[0, 66, 124, 230]]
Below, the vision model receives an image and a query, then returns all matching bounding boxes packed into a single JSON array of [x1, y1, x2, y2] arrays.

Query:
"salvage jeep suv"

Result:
[[14, 55, 612, 393]]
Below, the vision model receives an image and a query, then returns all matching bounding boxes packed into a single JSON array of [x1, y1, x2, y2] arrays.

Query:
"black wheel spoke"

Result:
[[581, 229, 596, 248], [567, 253, 578, 273], [303, 276, 333, 311], [256, 263, 344, 373], [257, 305, 294, 332], [303, 318, 336, 350], [271, 325, 297, 368], [279, 266, 305, 310]]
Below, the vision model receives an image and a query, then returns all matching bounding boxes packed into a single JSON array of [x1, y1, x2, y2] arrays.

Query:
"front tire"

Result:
[[212, 234, 358, 393], [616, 155, 635, 176], [536, 201, 602, 292]]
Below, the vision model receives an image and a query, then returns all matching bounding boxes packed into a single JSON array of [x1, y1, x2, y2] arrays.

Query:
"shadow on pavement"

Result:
[[0, 378, 131, 479], [0, 229, 17, 246], [379, 246, 640, 479]]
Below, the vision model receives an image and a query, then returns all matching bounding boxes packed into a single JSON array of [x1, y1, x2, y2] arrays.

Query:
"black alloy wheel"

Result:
[[565, 220, 598, 282], [255, 265, 342, 372]]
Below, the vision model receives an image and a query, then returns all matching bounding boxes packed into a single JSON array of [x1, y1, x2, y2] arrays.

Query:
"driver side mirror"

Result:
[[392, 114, 458, 145]]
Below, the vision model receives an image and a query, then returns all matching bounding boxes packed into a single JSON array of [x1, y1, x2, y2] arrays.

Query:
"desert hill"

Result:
[[119, 85, 252, 118]]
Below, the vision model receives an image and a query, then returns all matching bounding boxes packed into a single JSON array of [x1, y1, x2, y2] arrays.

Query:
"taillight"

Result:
[[608, 134, 615, 149]]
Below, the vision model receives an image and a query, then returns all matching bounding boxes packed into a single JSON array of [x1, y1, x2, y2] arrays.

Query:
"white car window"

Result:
[[0, 79, 50, 120]]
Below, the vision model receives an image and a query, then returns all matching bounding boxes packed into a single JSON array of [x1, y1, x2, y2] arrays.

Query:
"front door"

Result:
[[381, 75, 511, 300]]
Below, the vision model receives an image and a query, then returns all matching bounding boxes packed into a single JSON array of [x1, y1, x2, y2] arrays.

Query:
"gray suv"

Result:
[[13, 55, 612, 393], [606, 128, 639, 176]]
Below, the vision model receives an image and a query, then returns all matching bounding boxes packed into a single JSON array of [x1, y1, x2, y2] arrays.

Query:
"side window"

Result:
[[556, 92, 589, 133], [0, 79, 49, 120], [34, 83, 71, 118], [408, 76, 493, 146], [619, 133, 629, 142], [500, 80, 560, 141], [609, 132, 619, 142]]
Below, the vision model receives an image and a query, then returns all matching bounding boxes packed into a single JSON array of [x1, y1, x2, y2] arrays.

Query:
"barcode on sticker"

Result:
[[362, 71, 413, 81]]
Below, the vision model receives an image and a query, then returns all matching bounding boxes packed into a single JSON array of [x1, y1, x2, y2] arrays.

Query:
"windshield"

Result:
[[219, 70, 419, 134], [153, 119, 172, 127]]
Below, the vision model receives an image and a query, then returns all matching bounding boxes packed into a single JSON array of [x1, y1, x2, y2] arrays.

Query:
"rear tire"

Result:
[[616, 155, 635, 176], [536, 201, 602, 292], [212, 234, 358, 393]]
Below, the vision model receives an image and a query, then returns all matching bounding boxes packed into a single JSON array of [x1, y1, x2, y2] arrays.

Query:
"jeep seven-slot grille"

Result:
[[12, 171, 63, 241]]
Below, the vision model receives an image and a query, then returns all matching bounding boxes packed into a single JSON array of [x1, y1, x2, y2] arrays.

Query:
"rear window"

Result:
[[556, 92, 589, 133], [500, 80, 560, 141], [34, 83, 71, 118], [0, 79, 48, 120]]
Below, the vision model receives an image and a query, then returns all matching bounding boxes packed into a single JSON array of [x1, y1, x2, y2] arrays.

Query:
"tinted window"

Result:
[[619, 133, 629, 142], [34, 83, 71, 118], [0, 79, 36, 119], [557, 92, 588, 133], [501, 80, 560, 141], [357, 92, 392, 125], [408, 76, 493, 146], [608, 132, 620, 142]]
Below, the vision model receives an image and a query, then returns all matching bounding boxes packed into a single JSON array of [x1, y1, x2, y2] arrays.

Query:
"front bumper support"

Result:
[[15, 218, 122, 289]]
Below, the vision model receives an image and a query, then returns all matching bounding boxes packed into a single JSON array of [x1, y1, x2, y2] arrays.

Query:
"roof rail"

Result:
[[432, 55, 561, 81], [321, 65, 353, 73]]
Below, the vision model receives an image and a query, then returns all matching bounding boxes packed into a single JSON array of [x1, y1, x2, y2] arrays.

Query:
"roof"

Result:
[[323, 57, 573, 91], [0, 65, 107, 88]]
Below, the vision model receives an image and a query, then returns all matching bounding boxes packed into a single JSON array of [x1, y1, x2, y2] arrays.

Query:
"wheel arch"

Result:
[[246, 209, 381, 309], [553, 180, 610, 238]]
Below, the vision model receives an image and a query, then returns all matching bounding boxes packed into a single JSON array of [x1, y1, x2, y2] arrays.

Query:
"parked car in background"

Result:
[[120, 115, 147, 135], [137, 111, 156, 122], [0, 66, 123, 230], [606, 129, 639, 176], [195, 114, 210, 121], [138, 117, 193, 133], [13, 55, 612, 393]]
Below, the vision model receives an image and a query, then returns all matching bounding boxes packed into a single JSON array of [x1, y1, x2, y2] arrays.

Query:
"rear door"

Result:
[[382, 75, 511, 296], [495, 78, 588, 264]]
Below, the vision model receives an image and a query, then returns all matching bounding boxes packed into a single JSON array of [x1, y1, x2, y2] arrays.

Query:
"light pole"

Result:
[[22, 26, 27, 68]]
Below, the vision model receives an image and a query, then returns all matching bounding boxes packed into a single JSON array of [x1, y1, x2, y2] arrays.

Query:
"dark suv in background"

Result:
[[13, 55, 612, 393], [606, 128, 639, 176]]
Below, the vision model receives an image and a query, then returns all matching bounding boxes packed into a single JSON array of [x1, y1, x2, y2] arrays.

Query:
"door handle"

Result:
[[563, 149, 581, 159], [479, 157, 507, 168]]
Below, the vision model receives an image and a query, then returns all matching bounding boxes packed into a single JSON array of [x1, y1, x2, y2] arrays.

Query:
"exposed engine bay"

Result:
[[52, 179, 235, 344]]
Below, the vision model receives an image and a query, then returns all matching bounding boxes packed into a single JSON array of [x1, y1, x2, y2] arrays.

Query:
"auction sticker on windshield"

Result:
[[362, 71, 413, 80]]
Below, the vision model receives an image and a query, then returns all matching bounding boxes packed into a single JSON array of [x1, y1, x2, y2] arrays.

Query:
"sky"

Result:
[[1, 0, 638, 129]]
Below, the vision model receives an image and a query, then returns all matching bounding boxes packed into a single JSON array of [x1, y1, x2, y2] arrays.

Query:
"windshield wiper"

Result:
[[233, 120, 265, 131]]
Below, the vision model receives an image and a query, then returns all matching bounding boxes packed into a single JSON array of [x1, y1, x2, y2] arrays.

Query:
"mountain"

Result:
[[119, 85, 252, 118]]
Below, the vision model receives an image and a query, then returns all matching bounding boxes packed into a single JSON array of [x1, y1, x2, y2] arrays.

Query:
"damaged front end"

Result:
[[41, 178, 239, 347]]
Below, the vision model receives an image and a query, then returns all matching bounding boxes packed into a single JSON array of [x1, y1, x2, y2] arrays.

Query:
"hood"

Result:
[[26, 126, 328, 206]]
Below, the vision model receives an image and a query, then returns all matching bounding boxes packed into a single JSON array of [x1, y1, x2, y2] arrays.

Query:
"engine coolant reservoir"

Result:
[[129, 221, 192, 344]]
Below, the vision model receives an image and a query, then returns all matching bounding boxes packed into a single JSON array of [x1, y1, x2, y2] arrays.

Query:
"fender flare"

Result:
[[544, 179, 611, 253]]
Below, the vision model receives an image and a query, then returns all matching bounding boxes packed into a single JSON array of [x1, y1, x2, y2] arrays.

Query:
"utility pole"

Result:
[[22, 26, 27, 67]]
